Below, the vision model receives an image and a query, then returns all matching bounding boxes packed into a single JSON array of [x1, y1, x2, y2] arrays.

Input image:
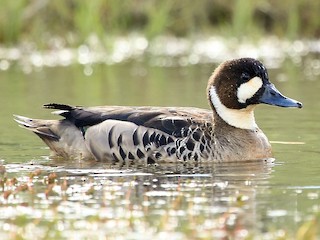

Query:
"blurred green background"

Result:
[[1, 0, 319, 47]]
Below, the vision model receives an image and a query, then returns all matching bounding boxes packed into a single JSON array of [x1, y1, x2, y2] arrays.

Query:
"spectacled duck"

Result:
[[14, 58, 302, 163]]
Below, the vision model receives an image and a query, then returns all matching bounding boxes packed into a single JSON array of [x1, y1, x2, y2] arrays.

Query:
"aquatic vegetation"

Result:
[[1, 1, 320, 46]]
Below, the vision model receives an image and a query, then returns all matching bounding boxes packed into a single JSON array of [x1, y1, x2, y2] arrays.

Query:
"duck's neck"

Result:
[[214, 106, 257, 130], [209, 87, 258, 130]]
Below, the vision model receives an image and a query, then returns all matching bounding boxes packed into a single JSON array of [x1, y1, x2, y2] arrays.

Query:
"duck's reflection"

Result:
[[46, 159, 273, 238], [142, 161, 273, 238]]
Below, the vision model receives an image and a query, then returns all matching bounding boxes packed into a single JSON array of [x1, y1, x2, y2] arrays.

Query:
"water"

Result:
[[0, 48, 320, 239]]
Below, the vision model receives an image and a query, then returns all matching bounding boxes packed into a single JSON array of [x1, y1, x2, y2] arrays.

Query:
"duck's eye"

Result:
[[241, 72, 251, 82]]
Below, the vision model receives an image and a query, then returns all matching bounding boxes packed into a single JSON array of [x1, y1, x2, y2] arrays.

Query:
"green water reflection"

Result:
[[0, 58, 319, 238]]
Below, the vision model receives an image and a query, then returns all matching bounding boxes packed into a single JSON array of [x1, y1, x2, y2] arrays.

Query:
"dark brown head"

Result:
[[207, 58, 302, 129]]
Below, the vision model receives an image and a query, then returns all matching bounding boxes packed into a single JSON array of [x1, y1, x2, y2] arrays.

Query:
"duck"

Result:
[[14, 58, 302, 163]]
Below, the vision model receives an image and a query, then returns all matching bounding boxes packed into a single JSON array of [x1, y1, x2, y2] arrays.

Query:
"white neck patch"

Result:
[[209, 86, 257, 130], [237, 77, 263, 103]]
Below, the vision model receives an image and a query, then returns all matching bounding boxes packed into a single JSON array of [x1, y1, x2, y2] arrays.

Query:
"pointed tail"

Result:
[[13, 115, 59, 140]]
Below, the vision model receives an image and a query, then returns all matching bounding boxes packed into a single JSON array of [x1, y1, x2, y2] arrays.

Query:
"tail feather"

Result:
[[13, 115, 59, 140], [43, 103, 75, 111], [13, 114, 34, 128], [14, 114, 92, 159], [43, 103, 78, 119]]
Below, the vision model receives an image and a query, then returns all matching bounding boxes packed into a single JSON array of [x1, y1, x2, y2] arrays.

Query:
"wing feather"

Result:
[[44, 103, 213, 135]]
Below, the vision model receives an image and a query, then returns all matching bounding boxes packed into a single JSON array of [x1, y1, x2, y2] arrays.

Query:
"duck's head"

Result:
[[207, 58, 302, 130]]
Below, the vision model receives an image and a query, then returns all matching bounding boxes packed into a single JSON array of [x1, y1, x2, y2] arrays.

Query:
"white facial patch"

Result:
[[237, 77, 263, 103], [209, 86, 257, 130]]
